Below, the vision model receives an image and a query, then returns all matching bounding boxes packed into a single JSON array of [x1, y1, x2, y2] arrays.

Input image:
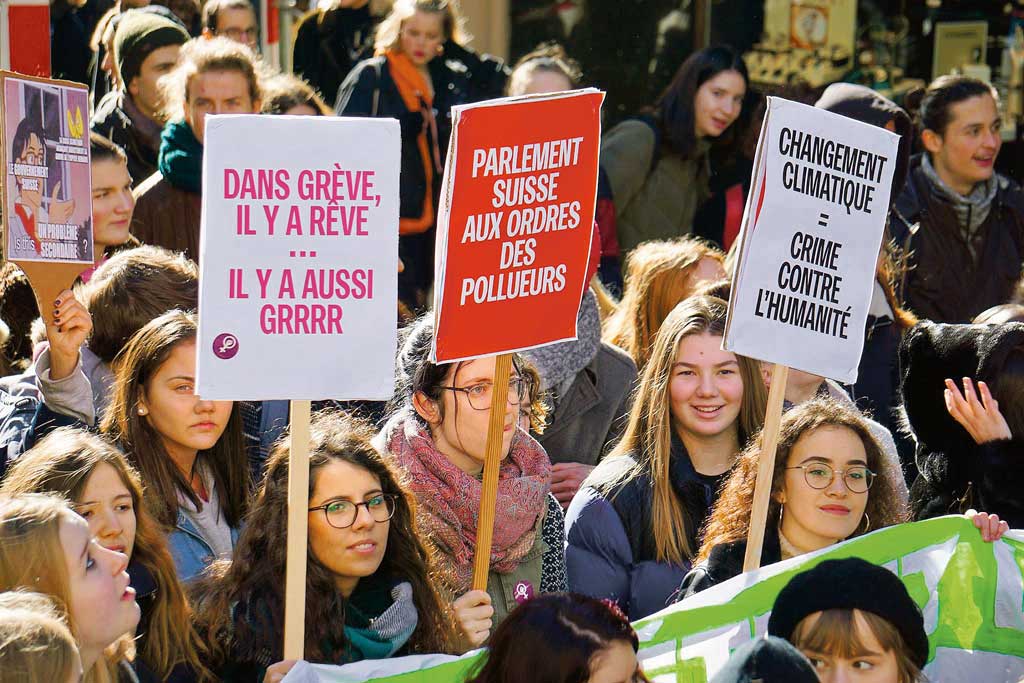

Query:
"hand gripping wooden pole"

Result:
[[742, 363, 789, 573], [472, 353, 513, 591], [283, 400, 312, 659]]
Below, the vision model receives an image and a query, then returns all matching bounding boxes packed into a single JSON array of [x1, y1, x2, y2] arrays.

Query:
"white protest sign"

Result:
[[725, 96, 899, 383], [196, 115, 400, 400]]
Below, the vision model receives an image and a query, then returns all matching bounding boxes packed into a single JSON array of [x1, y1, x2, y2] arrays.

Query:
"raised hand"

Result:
[[47, 289, 92, 381], [944, 377, 1012, 444]]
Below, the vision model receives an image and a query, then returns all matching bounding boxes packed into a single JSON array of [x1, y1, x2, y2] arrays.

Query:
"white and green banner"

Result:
[[283, 517, 1024, 683]]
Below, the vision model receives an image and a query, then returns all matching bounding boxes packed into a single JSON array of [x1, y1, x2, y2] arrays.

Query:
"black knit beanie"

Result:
[[113, 11, 189, 88], [767, 557, 928, 668]]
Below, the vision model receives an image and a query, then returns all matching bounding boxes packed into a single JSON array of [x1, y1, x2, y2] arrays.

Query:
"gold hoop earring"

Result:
[[778, 502, 784, 527], [859, 511, 871, 534]]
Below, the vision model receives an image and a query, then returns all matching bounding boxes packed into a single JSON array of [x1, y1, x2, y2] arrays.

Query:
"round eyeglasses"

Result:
[[785, 463, 876, 494], [308, 494, 398, 529], [444, 376, 530, 411]]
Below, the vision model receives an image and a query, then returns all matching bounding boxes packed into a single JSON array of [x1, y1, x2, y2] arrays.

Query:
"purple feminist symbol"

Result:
[[213, 333, 239, 359], [513, 580, 534, 604]]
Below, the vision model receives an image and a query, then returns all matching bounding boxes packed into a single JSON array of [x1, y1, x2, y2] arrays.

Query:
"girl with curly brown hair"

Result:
[[677, 398, 912, 599], [192, 411, 464, 681]]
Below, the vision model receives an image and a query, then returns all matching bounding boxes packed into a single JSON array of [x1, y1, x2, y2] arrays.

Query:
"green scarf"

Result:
[[335, 578, 418, 664], [158, 120, 203, 193]]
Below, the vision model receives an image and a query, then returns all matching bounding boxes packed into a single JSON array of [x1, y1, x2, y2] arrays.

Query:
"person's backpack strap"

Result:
[[632, 113, 662, 174]]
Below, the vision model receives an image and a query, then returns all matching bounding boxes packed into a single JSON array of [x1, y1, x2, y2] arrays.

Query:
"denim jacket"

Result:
[[168, 510, 239, 583]]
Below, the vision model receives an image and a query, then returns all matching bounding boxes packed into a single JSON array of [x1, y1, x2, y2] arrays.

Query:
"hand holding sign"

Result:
[[47, 289, 92, 381], [431, 90, 603, 597], [453, 589, 493, 649]]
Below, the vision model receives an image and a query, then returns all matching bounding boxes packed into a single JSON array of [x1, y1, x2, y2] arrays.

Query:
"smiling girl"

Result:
[[1, 428, 209, 681], [100, 310, 250, 582], [566, 296, 766, 619], [600, 46, 752, 257], [894, 75, 1024, 323], [192, 412, 461, 681], [0, 493, 140, 683]]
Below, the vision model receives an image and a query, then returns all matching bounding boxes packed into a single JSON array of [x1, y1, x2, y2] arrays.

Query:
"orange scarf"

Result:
[[386, 50, 442, 235]]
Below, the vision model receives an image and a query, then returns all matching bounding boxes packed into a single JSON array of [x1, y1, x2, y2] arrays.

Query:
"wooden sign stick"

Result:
[[472, 352, 513, 591], [16, 261, 87, 325], [283, 399, 312, 659], [742, 363, 789, 573]]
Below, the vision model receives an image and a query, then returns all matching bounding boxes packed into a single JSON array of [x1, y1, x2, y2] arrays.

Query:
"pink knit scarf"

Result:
[[384, 414, 551, 592]]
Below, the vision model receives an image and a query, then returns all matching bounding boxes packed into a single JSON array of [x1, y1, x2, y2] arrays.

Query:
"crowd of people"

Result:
[[2, 0, 1023, 680]]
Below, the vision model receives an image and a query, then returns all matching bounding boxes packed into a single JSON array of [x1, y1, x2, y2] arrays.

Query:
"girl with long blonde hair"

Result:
[[0, 591, 81, 683], [566, 295, 766, 619], [0, 494, 140, 683], [1, 428, 210, 681]]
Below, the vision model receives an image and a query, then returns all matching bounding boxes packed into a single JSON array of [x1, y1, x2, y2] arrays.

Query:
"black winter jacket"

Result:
[[676, 528, 782, 600], [899, 320, 1024, 527], [293, 6, 377, 105], [91, 91, 160, 187], [335, 48, 507, 223], [893, 156, 1024, 324], [565, 431, 727, 618]]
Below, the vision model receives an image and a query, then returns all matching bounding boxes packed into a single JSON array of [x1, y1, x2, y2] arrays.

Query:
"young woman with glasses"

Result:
[[376, 315, 564, 645], [192, 411, 463, 681], [677, 397, 1007, 599]]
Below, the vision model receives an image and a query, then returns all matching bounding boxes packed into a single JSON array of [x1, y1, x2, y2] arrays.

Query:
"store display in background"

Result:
[[741, 0, 856, 89], [931, 20, 987, 79]]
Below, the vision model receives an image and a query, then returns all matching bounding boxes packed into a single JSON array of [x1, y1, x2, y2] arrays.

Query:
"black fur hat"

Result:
[[899, 320, 1024, 450]]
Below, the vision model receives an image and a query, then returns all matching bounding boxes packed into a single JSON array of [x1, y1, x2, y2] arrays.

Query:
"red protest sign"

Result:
[[432, 90, 603, 363]]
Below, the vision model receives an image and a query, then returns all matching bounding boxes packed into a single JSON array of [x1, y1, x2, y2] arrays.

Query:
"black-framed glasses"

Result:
[[785, 464, 876, 494], [444, 376, 530, 411], [308, 494, 398, 529]]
